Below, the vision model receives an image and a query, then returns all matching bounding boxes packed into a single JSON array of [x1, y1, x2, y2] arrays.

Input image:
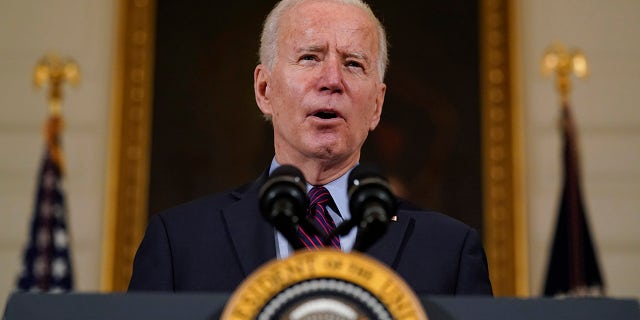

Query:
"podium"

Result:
[[4, 292, 639, 320]]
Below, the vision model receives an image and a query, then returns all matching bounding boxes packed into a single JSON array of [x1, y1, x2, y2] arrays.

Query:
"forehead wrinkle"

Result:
[[336, 33, 373, 65], [281, 2, 380, 71]]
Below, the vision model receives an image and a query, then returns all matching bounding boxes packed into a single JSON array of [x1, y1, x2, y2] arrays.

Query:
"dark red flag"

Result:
[[543, 104, 604, 296]]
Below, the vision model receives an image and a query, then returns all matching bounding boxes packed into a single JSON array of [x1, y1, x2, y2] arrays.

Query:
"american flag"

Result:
[[17, 117, 73, 292]]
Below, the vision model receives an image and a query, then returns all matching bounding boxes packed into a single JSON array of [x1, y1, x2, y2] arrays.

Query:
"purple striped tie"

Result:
[[298, 186, 341, 250]]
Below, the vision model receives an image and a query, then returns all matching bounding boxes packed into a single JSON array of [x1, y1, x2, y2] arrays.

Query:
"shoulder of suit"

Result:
[[155, 180, 258, 221]]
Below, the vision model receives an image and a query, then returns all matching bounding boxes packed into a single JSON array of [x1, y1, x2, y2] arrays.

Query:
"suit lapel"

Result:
[[364, 209, 413, 269], [221, 173, 277, 277]]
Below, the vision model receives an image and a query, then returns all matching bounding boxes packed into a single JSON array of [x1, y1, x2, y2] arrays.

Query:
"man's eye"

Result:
[[300, 55, 317, 61], [346, 61, 364, 69]]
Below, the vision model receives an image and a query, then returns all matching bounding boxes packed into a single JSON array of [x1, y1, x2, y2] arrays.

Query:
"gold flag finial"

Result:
[[33, 53, 80, 173], [33, 53, 81, 117], [541, 43, 588, 106]]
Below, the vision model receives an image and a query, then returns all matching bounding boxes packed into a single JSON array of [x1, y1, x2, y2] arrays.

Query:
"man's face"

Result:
[[255, 0, 386, 166]]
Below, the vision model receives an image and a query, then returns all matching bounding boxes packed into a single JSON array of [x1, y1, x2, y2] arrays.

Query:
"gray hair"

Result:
[[259, 0, 388, 81]]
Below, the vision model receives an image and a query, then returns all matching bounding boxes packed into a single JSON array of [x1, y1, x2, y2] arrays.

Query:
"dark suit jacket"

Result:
[[129, 174, 492, 295]]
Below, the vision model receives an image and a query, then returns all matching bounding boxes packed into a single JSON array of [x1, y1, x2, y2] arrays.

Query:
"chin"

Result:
[[304, 143, 342, 160], [301, 135, 356, 160], [311, 145, 360, 165]]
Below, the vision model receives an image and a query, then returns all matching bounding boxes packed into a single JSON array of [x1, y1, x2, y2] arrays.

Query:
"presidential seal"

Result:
[[221, 249, 428, 320]]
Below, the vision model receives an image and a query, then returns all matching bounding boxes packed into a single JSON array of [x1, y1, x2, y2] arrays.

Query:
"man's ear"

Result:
[[254, 64, 272, 116], [369, 82, 386, 131]]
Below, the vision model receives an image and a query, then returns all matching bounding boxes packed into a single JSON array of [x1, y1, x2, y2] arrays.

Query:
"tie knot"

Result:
[[308, 186, 331, 207]]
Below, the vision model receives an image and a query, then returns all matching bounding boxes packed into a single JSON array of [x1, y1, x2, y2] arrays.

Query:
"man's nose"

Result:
[[319, 59, 344, 94]]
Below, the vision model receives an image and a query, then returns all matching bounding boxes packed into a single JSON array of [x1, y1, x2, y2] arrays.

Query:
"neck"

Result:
[[275, 152, 359, 185]]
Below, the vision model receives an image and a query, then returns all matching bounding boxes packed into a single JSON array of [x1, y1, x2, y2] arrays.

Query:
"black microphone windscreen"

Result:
[[259, 165, 306, 199], [348, 163, 385, 186], [258, 164, 308, 250], [347, 164, 397, 252], [348, 164, 391, 200]]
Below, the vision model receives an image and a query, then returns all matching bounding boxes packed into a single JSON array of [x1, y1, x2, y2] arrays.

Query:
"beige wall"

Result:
[[0, 0, 638, 307], [0, 0, 115, 305], [516, 0, 640, 296]]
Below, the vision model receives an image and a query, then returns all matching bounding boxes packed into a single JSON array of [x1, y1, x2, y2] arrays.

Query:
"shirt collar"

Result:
[[269, 157, 353, 220]]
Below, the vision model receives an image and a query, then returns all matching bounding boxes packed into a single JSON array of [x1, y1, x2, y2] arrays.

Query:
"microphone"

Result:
[[259, 165, 308, 250], [348, 164, 397, 252]]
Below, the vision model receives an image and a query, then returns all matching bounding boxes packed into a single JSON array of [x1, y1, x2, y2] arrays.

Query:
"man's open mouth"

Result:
[[313, 111, 338, 119]]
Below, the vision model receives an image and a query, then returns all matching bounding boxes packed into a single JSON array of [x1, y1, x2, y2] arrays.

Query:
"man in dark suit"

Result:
[[129, 0, 492, 295]]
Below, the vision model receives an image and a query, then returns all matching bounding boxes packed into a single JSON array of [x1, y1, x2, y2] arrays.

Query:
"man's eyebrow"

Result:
[[344, 52, 369, 63], [294, 46, 370, 64], [345, 52, 367, 60], [296, 45, 326, 53]]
